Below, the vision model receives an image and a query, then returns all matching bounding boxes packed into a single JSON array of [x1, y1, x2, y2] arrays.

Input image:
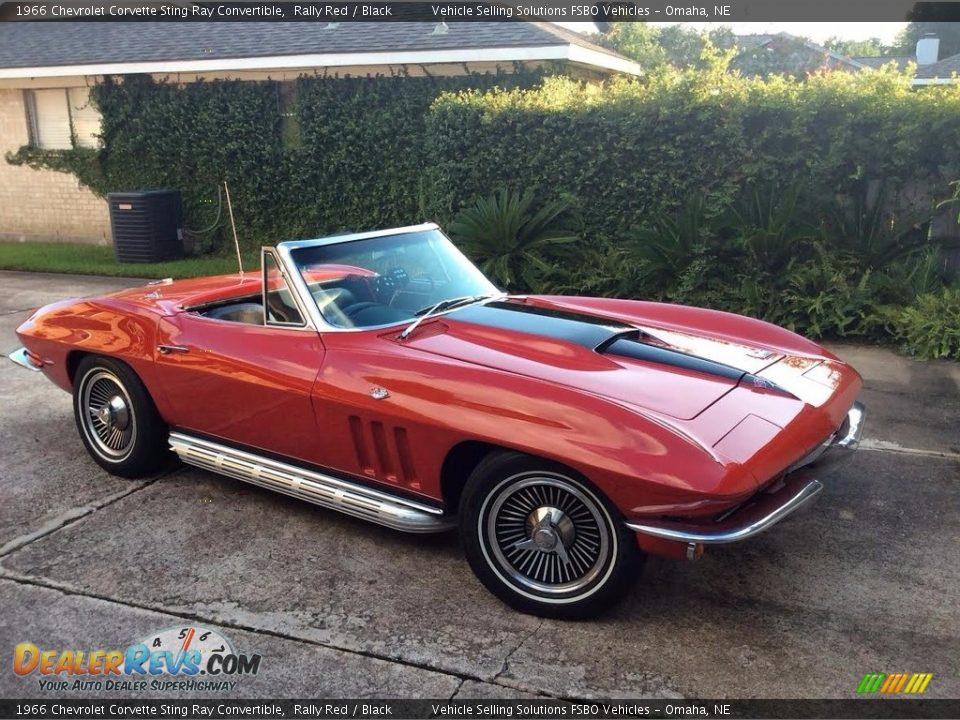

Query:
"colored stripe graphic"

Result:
[[858, 674, 886, 693], [894, 674, 909, 693], [879, 674, 897, 693], [859, 673, 933, 694]]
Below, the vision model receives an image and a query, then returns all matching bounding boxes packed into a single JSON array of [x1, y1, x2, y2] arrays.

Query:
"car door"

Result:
[[154, 251, 326, 465]]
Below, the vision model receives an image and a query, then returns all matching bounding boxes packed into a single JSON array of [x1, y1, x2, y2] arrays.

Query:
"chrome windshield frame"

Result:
[[272, 223, 503, 334], [260, 246, 315, 331]]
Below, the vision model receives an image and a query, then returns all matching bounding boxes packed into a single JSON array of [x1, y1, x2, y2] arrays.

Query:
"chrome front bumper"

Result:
[[7, 347, 42, 372], [786, 400, 866, 473], [626, 401, 865, 545]]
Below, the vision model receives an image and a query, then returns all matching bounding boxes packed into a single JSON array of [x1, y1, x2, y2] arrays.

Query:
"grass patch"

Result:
[[0, 242, 259, 279]]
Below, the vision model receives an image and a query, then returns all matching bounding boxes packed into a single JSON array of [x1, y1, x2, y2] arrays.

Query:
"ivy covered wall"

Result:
[[8, 70, 542, 250]]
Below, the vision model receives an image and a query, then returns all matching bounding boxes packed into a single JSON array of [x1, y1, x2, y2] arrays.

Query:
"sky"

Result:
[[559, 22, 909, 45], [650, 22, 908, 44]]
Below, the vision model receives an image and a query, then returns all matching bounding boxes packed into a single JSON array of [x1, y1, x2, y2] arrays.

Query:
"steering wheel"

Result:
[[340, 301, 381, 318]]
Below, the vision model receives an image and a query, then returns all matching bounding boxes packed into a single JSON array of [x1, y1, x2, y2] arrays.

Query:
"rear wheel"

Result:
[[73, 356, 168, 478], [460, 451, 641, 619]]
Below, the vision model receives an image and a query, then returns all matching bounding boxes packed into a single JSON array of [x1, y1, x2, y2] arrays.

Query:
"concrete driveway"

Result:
[[1, 269, 958, 700]]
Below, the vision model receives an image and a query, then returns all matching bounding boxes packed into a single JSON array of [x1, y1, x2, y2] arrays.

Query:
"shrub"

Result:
[[448, 189, 579, 292], [427, 68, 960, 244], [888, 288, 960, 360]]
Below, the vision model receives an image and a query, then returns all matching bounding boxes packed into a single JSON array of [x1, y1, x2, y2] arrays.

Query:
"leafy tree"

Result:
[[597, 23, 736, 70], [660, 26, 737, 69], [657, 25, 709, 68], [595, 23, 667, 68], [823, 37, 887, 57], [893, 22, 960, 59]]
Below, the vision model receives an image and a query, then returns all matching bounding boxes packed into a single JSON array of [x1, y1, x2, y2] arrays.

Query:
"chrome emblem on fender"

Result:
[[369, 387, 390, 400]]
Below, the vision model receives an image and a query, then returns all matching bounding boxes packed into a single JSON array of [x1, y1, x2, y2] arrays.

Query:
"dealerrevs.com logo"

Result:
[[13, 626, 262, 693]]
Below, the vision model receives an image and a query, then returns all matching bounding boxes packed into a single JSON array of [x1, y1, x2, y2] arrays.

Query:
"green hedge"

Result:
[[425, 67, 960, 238], [11, 66, 960, 250], [287, 71, 536, 238]]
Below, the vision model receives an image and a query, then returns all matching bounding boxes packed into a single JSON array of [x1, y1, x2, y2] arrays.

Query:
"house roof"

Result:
[[851, 56, 915, 72], [914, 52, 960, 79], [752, 34, 871, 70], [0, 21, 640, 79], [729, 33, 874, 74], [733, 34, 776, 50]]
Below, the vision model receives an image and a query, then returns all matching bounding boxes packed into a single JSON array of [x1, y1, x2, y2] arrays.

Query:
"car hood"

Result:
[[398, 298, 797, 421]]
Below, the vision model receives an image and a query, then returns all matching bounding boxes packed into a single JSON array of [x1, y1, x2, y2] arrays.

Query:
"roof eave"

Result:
[[0, 44, 642, 80], [912, 76, 958, 85], [567, 44, 642, 76]]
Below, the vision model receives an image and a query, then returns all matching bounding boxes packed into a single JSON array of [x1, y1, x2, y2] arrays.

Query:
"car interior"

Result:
[[190, 271, 432, 329]]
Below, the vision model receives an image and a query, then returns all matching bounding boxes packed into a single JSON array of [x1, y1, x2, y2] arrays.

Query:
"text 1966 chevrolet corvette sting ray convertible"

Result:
[[11, 223, 865, 617]]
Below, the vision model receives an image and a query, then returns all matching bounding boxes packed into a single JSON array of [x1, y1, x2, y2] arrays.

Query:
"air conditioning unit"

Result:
[[108, 189, 184, 263]]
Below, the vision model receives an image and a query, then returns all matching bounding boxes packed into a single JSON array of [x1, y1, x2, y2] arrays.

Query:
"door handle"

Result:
[[157, 344, 190, 355]]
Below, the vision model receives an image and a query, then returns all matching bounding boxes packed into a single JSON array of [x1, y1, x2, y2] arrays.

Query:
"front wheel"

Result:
[[73, 355, 168, 478], [460, 452, 642, 619]]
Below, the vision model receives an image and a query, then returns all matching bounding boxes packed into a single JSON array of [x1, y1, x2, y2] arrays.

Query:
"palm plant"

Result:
[[624, 194, 722, 300], [728, 185, 818, 276], [448, 189, 580, 292], [824, 181, 936, 270]]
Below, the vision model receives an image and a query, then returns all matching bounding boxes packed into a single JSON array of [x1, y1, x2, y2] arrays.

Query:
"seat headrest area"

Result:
[[204, 302, 264, 325]]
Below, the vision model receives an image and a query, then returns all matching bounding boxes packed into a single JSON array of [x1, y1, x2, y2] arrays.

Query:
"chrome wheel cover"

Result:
[[479, 472, 616, 603], [79, 369, 137, 461]]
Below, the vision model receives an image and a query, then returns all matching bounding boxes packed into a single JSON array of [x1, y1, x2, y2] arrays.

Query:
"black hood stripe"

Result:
[[602, 336, 745, 382], [451, 301, 633, 350], [451, 300, 795, 395]]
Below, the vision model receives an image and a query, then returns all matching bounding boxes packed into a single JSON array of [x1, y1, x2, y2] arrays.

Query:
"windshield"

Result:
[[288, 228, 499, 329]]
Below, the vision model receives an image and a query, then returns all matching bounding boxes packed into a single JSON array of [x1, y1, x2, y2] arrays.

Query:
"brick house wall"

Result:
[[0, 88, 111, 244]]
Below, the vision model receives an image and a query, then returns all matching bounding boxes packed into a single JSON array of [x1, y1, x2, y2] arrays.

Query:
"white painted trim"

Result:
[[567, 44, 642, 76], [0, 44, 639, 80], [912, 77, 958, 86]]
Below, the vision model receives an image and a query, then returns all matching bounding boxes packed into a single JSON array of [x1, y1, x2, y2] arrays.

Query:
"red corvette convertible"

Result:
[[11, 223, 864, 617]]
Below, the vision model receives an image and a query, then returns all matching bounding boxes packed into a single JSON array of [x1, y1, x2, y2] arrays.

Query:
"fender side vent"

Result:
[[394, 427, 420, 491], [349, 415, 376, 478], [350, 416, 420, 490], [371, 421, 397, 484]]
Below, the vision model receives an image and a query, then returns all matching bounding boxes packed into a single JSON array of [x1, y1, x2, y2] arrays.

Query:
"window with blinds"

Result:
[[25, 87, 101, 150]]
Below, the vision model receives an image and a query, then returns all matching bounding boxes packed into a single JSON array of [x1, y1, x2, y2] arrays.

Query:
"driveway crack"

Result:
[[491, 618, 543, 684], [0, 574, 580, 702], [447, 677, 466, 700], [0, 469, 179, 559]]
